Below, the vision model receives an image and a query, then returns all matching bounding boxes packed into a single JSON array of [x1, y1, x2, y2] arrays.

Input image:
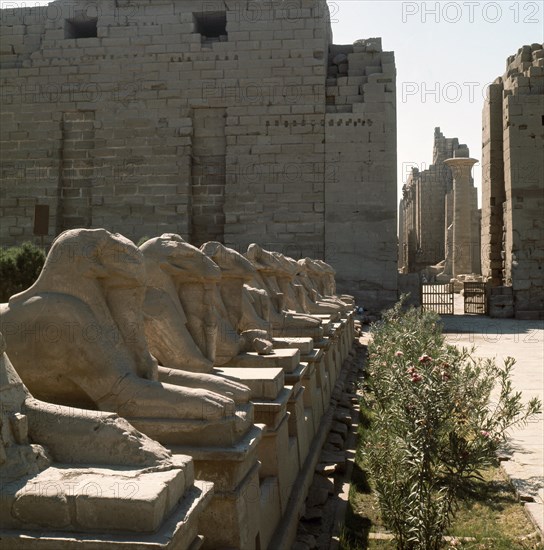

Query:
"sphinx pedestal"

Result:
[[170, 426, 263, 550], [217, 366, 298, 550], [1, 457, 213, 550]]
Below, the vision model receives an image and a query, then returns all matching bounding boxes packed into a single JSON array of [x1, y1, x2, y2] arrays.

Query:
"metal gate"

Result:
[[463, 282, 487, 314], [421, 283, 454, 315]]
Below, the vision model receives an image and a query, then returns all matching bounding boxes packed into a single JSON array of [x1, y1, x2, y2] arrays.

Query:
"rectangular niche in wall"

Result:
[[65, 18, 98, 39], [193, 12, 227, 44]]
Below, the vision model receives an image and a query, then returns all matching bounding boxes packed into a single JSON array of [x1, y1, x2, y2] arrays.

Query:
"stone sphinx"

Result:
[[140, 234, 250, 400], [244, 244, 324, 338], [296, 257, 353, 315], [0, 228, 249, 446], [129, 236, 261, 548], [201, 241, 273, 362], [0, 331, 212, 548], [265, 250, 342, 315]]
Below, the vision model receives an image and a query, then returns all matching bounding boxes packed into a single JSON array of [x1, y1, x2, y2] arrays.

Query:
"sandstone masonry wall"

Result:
[[481, 43, 544, 318], [0, 0, 397, 311], [398, 128, 479, 274]]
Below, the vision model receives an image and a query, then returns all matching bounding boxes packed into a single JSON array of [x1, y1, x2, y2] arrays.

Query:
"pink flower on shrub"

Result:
[[441, 371, 451, 381], [418, 354, 433, 363], [407, 366, 417, 375], [395, 351, 404, 357], [480, 430, 491, 438], [411, 373, 423, 383]]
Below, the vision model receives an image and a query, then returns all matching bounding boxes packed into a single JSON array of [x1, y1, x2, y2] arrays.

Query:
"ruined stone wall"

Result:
[[417, 165, 445, 266], [481, 82, 505, 285], [398, 127, 477, 274], [0, 0, 397, 311], [324, 39, 397, 308], [399, 177, 416, 272], [481, 43, 544, 318]]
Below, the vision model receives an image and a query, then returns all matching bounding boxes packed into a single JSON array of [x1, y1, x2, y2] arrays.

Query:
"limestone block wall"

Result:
[[481, 43, 544, 317], [0, 0, 398, 311]]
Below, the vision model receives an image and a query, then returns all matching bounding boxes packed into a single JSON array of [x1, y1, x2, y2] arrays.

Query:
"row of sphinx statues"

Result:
[[0, 228, 355, 549]]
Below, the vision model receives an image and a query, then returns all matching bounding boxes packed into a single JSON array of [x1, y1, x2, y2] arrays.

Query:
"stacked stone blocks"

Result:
[[0, 0, 397, 311], [481, 43, 544, 318]]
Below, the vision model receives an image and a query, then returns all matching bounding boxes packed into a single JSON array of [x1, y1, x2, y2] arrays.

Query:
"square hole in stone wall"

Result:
[[193, 11, 227, 42], [65, 18, 97, 39]]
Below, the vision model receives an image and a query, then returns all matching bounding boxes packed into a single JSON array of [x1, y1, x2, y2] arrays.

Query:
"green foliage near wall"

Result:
[[0, 242, 45, 302], [363, 298, 541, 550]]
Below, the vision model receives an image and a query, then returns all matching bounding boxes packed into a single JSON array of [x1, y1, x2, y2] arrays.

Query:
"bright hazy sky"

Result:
[[327, 0, 543, 204], [1, 0, 542, 205]]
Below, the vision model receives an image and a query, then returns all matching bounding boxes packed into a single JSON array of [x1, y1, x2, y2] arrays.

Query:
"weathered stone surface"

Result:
[[0, 229, 247, 450], [0, 0, 397, 312], [399, 128, 480, 279], [444, 156, 479, 278], [139, 234, 252, 404], [226, 348, 300, 373], [140, 234, 220, 373], [481, 44, 544, 318], [0, 332, 212, 548], [216, 367, 284, 400]]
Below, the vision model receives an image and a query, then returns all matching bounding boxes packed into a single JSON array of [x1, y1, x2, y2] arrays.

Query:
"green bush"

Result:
[[0, 242, 46, 302], [363, 299, 541, 550], [136, 236, 150, 246]]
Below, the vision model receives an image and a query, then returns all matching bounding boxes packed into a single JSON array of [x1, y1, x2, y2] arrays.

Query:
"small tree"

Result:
[[363, 300, 541, 550], [0, 242, 45, 302]]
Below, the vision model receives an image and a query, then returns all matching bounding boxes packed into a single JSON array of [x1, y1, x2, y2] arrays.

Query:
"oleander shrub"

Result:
[[0, 242, 45, 302], [363, 299, 541, 550], [136, 236, 150, 246]]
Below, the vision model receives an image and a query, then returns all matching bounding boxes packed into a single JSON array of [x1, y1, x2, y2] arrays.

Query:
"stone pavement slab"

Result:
[[442, 314, 544, 534]]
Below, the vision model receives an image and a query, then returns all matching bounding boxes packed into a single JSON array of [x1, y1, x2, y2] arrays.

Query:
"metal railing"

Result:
[[421, 283, 454, 315]]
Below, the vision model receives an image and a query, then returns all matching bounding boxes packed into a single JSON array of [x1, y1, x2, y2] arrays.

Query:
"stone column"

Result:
[[444, 156, 478, 277]]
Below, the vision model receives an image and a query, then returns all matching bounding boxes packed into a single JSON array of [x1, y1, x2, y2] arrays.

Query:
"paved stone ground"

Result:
[[442, 305, 544, 535]]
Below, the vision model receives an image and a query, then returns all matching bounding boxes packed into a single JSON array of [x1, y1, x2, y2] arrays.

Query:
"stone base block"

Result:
[[258, 477, 281, 550], [199, 463, 261, 550], [170, 425, 262, 493], [272, 337, 314, 354], [314, 338, 338, 386], [301, 363, 322, 438], [311, 314, 334, 336], [128, 404, 253, 447], [303, 357, 328, 418], [0, 479, 213, 550], [304, 406, 316, 450], [225, 348, 300, 373], [256, 413, 298, 514], [252, 387, 290, 429], [284, 362, 308, 386], [217, 367, 284, 400], [172, 426, 263, 550], [273, 326, 324, 340], [268, 335, 354, 549], [1, 455, 194, 533], [286, 385, 310, 468], [301, 349, 330, 407]]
